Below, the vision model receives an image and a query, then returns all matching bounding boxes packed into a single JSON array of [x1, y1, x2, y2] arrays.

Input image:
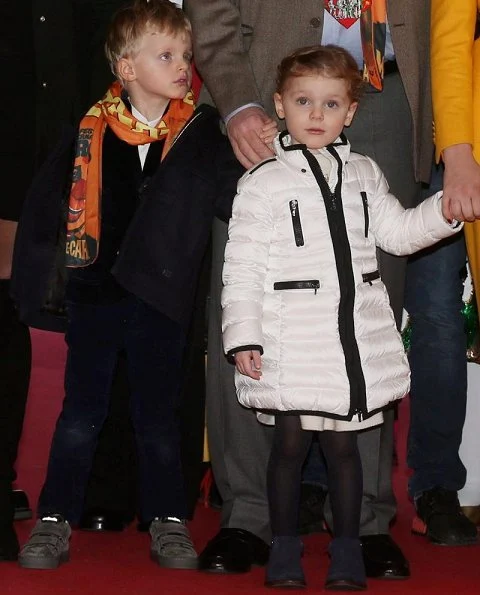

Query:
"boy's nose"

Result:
[[311, 108, 324, 120]]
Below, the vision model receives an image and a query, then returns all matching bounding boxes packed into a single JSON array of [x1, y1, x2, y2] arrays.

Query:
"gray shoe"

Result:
[[150, 519, 198, 569], [18, 517, 71, 569]]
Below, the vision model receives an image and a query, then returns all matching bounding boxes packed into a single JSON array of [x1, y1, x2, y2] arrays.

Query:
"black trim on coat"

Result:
[[257, 400, 396, 423], [300, 143, 368, 420], [228, 344, 264, 356], [362, 270, 380, 285], [249, 157, 277, 174], [227, 344, 264, 365]]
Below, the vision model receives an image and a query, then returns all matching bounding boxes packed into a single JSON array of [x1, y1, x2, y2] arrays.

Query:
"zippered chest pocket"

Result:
[[289, 199, 304, 246], [274, 280, 320, 293]]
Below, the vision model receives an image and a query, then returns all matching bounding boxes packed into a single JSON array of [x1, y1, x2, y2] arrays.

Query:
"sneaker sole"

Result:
[[18, 550, 69, 570], [150, 551, 199, 570]]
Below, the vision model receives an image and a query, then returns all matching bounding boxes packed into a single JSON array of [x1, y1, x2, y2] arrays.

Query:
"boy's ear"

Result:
[[117, 57, 136, 83], [344, 101, 358, 127], [273, 93, 285, 120]]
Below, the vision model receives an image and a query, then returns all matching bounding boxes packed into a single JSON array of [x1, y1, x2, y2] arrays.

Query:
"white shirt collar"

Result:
[[130, 103, 162, 128]]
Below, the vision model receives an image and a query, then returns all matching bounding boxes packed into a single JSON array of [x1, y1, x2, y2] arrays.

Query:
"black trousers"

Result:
[[83, 248, 210, 521], [0, 280, 31, 527]]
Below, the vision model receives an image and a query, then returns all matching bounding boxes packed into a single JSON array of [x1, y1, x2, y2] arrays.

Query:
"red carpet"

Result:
[[3, 329, 480, 594]]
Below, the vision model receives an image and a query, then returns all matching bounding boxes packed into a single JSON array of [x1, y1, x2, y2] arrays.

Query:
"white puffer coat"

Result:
[[222, 132, 462, 422]]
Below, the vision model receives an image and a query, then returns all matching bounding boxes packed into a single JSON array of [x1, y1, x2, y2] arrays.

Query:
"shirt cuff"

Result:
[[224, 102, 265, 125]]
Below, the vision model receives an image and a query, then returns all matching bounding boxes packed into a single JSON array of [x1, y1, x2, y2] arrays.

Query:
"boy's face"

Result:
[[274, 74, 358, 150], [120, 27, 192, 108]]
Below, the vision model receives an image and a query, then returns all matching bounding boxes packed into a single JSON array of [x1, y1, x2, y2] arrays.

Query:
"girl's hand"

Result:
[[259, 118, 278, 147], [234, 350, 262, 380]]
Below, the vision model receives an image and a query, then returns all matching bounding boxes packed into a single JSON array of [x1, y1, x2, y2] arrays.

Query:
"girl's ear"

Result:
[[344, 101, 358, 127], [274, 93, 285, 119]]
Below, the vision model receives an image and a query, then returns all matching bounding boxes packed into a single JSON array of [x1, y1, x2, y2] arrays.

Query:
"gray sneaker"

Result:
[[150, 518, 198, 569], [18, 516, 71, 569]]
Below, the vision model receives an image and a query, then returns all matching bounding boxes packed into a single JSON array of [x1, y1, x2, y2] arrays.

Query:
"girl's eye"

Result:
[[184, 53, 193, 63], [297, 97, 309, 106], [160, 52, 172, 61], [326, 100, 338, 108]]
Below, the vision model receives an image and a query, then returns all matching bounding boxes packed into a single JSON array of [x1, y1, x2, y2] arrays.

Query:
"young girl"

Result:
[[221, 45, 462, 591]]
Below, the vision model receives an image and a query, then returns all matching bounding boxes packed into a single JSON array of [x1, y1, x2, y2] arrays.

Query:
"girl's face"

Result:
[[274, 73, 358, 149]]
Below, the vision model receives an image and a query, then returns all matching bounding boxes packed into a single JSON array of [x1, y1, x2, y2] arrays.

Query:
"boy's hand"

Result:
[[234, 350, 262, 380]]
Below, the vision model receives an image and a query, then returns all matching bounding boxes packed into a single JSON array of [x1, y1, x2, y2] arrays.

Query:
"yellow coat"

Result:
[[431, 0, 480, 297]]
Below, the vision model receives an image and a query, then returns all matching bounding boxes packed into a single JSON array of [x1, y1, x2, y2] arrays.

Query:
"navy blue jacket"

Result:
[[11, 104, 244, 330]]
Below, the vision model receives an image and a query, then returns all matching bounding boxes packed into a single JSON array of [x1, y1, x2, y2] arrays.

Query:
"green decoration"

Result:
[[402, 290, 480, 363], [402, 318, 412, 353]]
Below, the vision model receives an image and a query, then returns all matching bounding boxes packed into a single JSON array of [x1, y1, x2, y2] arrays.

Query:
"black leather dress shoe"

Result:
[[360, 535, 410, 579], [413, 488, 478, 546], [12, 490, 33, 521], [79, 508, 131, 532], [199, 528, 270, 573], [0, 525, 19, 562]]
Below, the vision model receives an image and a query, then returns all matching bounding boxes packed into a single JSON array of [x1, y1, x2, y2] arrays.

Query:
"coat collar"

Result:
[[274, 130, 351, 173]]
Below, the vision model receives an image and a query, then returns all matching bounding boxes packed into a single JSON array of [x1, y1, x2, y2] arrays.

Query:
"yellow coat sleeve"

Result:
[[431, 0, 478, 161]]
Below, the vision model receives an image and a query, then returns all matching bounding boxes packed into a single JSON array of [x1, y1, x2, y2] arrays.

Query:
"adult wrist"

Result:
[[442, 143, 474, 165], [224, 103, 265, 126]]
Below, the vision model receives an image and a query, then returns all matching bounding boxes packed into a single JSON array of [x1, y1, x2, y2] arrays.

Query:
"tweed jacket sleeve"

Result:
[[431, 0, 479, 161], [185, 0, 262, 119]]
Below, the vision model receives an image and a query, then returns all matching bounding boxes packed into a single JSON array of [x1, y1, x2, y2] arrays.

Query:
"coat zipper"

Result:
[[301, 145, 368, 420], [360, 191, 369, 238], [289, 199, 305, 246]]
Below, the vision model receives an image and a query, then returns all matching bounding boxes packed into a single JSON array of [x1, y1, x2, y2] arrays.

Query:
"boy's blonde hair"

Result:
[[105, 0, 192, 77]]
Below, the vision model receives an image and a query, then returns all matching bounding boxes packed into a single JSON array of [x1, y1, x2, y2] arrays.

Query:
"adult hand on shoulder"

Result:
[[442, 144, 480, 222], [227, 106, 275, 169], [234, 350, 262, 380]]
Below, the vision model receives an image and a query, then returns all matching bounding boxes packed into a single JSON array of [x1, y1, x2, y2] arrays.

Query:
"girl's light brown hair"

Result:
[[276, 44, 364, 102], [105, 0, 191, 76]]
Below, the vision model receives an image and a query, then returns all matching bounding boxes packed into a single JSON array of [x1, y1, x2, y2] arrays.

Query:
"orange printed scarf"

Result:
[[325, 0, 387, 92], [65, 81, 195, 267], [360, 0, 387, 92]]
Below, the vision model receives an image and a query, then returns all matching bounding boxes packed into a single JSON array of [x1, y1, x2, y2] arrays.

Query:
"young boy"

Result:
[[221, 45, 463, 590], [18, 0, 242, 570]]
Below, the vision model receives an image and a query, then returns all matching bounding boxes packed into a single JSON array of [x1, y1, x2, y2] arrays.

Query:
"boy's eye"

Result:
[[160, 52, 172, 61], [184, 52, 193, 63], [326, 100, 338, 108], [296, 97, 309, 106]]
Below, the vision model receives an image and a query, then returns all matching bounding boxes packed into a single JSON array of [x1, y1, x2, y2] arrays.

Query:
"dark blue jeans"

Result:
[[405, 164, 467, 499], [38, 295, 187, 523]]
